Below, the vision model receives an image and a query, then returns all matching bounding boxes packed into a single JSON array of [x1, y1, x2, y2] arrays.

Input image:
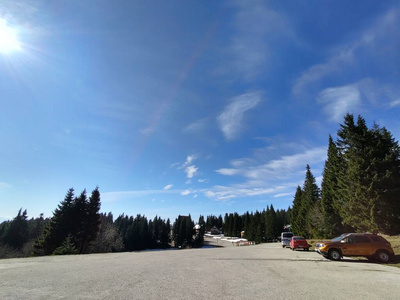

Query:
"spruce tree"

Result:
[[298, 165, 320, 238], [34, 187, 102, 255], [321, 136, 344, 237], [85, 187, 101, 251], [4, 208, 29, 249], [34, 188, 76, 255], [290, 186, 303, 235], [336, 114, 400, 233]]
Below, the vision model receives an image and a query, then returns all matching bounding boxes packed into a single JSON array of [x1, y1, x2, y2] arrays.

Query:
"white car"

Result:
[[281, 232, 294, 248]]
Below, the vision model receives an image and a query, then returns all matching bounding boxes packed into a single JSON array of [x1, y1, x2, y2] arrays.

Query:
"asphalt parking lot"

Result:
[[1, 242, 399, 299]]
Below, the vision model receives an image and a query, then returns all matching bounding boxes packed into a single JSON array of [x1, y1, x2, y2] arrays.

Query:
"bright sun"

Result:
[[0, 19, 20, 54]]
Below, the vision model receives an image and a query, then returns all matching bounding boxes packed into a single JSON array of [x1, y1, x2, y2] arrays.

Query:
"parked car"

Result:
[[315, 233, 394, 263], [281, 232, 294, 248], [289, 236, 310, 251]]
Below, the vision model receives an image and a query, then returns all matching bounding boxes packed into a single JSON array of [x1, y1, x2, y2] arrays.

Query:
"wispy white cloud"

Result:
[[317, 84, 361, 122], [169, 162, 180, 169], [317, 78, 400, 121], [179, 155, 196, 169], [181, 190, 191, 196], [223, 0, 295, 81], [218, 92, 261, 140], [273, 192, 294, 198], [183, 118, 208, 134], [293, 7, 400, 95], [184, 155, 196, 166], [216, 168, 239, 176], [102, 189, 181, 202], [185, 165, 198, 179], [210, 146, 326, 201], [389, 99, 400, 107], [0, 182, 11, 189], [163, 184, 173, 190], [204, 183, 297, 202], [216, 146, 326, 181], [293, 50, 354, 95]]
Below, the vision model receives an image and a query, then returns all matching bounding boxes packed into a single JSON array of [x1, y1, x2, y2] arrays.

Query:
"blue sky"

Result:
[[1, 0, 399, 223]]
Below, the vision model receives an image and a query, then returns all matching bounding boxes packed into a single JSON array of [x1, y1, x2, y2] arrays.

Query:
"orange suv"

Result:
[[315, 233, 394, 263]]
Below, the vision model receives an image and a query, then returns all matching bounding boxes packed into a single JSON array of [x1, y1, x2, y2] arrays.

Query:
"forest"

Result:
[[1, 113, 399, 258]]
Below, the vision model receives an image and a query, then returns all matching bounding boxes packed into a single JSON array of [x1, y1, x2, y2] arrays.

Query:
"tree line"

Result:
[[290, 113, 400, 238], [1, 113, 399, 257]]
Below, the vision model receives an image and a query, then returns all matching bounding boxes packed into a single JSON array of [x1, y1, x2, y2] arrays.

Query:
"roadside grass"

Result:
[[308, 235, 400, 268]]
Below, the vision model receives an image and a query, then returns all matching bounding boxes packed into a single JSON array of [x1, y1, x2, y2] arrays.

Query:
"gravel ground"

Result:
[[1, 242, 400, 300]]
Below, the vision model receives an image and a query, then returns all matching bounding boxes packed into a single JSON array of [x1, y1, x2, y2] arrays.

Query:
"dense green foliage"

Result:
[[114, 214, 171, 251], [205, 215, 223, 231], [0, 211, 49, 258], [217, 206, 289, 243], [172, 215, 195, 248], [34, 188, 101, 255], [290, 114, 400, 238]]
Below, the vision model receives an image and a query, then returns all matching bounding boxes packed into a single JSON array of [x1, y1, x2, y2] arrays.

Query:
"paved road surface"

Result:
[[1, 243, 399, 299]]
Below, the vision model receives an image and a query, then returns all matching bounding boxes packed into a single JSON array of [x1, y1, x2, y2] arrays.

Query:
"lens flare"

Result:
[[0, 18, 21, 54]]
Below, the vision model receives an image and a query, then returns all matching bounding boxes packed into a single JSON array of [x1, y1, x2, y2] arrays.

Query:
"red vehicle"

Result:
[[290, 236, 310, 251]]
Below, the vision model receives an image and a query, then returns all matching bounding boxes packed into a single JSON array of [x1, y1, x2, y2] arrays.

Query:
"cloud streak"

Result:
[[218, 92, 261, 140], [223, 0, 295, 81], [293, 7, 400, 95], [209, 146, 327, 201], [163, 184, 173, 190], [185, 165, 198, 179], [102, 189, 184, 203], [317, 84, 361, 122]]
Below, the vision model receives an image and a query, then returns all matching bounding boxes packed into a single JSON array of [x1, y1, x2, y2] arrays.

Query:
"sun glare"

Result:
[[0, 19, 21, 54]]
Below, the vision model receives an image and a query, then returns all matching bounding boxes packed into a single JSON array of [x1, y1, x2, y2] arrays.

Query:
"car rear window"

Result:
[[294, 237, 305, 240], [283, 233, 293, 238]]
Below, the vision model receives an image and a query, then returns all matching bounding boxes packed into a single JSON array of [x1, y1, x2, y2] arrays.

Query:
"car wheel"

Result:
[[291, 247, 294, 251], [328, 249, 341, 261], [376, 250, 390, 263], [306, 248, 309, 251], [282, 245, 285, 248]]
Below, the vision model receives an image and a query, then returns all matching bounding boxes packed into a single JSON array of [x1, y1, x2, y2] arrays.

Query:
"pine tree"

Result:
[[4, 208, 29, 249], [335, 114, 399, 233], [253, 211, 263, 244], [160, 218, 171, 248], [264, 205, 278, 241], [34, 187, 102, 255], [34, 188, 76, 255], [321, 135, 344, 237], [366, 124, 400, 233], [85, 187, 101, 251], [290, 186, 303, 235], [193, 215, 205, 248], [53, 234, 78, 255], [298, 165, 320, 238]]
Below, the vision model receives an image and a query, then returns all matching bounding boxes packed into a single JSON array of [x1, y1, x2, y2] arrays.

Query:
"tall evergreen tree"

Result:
[[290, 186, 303, 235], [34, 187, 102, 255], [34, 188, 76, 255], [321, 135, 344, 237], [85, 187, 101, 252], [336, 114, 400, 233], [298, 165, 320, 238], [4, 208, 29, 249]]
